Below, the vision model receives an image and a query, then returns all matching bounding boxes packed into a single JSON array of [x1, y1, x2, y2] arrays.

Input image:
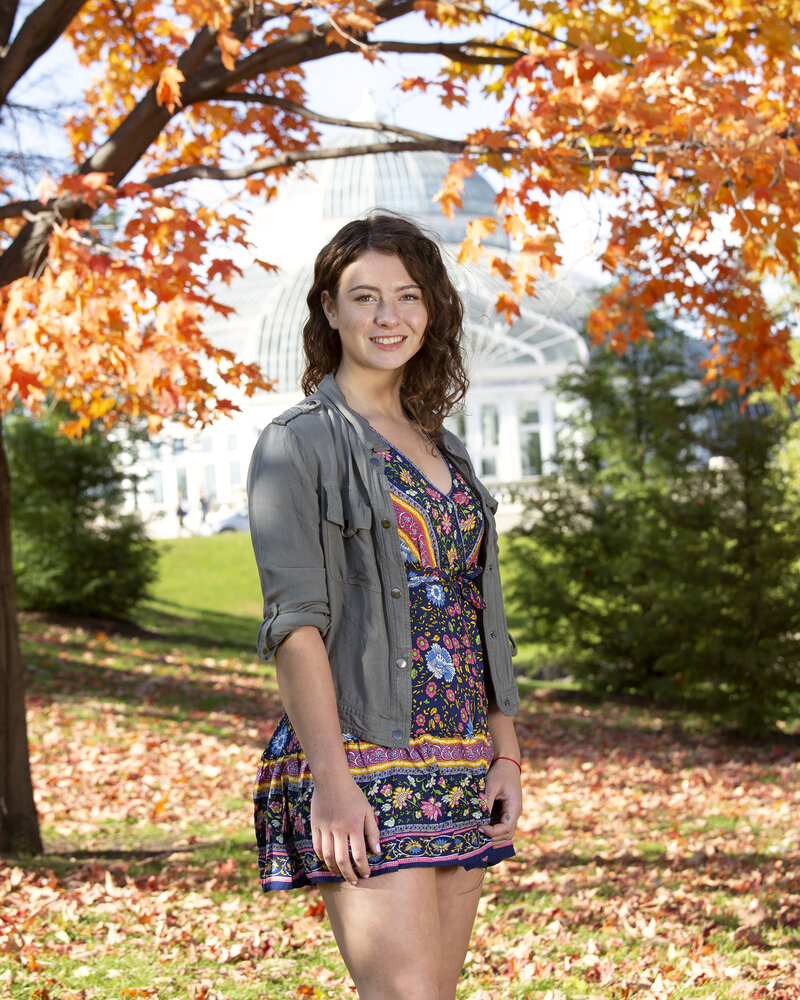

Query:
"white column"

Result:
[[498, 394, 521, 480], [539, 393, 557, 471]]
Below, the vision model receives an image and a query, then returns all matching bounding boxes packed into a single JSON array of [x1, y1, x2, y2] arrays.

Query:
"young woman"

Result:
[[247, 214, 522, 1000]]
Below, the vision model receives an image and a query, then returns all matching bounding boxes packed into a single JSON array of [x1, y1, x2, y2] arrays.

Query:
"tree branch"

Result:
[[372, 38, 522, 64], [0, 198, 41, 220], [144, 138, 480, 188], [0, 0, 89, 108], [0, 0, 19, 50], [0, 0, 513, 284], [0, 131, 763, 227], [187, 0, 420, 98], [0, 20, 223, 285], [210, 92, 504, 146]]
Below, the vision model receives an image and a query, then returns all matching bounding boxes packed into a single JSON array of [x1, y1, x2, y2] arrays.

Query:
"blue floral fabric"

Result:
[[253, 441, 514, 890]]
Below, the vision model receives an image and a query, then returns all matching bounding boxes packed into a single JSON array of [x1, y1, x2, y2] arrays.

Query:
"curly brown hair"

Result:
[[301, 214, 469, 441]]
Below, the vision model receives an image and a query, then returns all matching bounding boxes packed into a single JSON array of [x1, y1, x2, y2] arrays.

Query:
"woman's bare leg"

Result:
[[319, 865, 483, 1000], [434, 865, 485, 998]]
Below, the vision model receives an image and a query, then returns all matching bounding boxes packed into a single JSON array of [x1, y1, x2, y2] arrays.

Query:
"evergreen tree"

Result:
[[7, 412, 157, 619], [508, 324, 800, 733]]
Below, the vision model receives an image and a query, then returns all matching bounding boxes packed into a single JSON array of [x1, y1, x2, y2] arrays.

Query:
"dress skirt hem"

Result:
[[258, 838, 515, 892]]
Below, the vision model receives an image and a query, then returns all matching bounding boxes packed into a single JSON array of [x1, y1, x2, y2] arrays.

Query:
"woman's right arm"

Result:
[[249, 423, 379, 883], [275, 625, 381, 885]]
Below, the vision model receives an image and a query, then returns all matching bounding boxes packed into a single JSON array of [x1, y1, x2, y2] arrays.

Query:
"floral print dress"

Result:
[[252, 441, 514, 890]]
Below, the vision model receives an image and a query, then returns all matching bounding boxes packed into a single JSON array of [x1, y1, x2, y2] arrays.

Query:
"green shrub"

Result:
[[507, 324, 800, 734], [7, 412, 158, 618]]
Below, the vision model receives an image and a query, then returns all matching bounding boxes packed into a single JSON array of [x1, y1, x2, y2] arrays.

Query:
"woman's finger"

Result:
[[311, 823, 324, 865], [349, 828, 371, 880], [364, 807, 382, 858], [319, 829, 342, 878], [334, 832, 358, 886]]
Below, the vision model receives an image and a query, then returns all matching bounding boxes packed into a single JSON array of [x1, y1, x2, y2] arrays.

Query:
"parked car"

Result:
[[212, 507, 249, 533]]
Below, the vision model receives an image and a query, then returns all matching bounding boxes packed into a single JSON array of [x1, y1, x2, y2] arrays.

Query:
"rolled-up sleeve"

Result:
[[247, 422, 331, 661]]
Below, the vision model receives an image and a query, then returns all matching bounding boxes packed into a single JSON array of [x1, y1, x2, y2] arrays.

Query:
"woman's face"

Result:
[[321, 250, 428, 382]]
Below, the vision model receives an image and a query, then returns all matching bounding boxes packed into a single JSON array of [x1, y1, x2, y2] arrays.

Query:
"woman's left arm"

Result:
[[480, 706, 523, 844]]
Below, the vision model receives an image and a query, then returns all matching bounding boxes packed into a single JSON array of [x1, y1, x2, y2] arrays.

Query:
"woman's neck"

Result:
[[334, 369, 408, 426]]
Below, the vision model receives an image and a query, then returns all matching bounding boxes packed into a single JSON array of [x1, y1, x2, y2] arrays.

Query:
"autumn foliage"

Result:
[[2, 1, 800, 435]]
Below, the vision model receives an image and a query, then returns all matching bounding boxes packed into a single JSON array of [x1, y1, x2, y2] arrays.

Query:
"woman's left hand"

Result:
[[480, 757, 523, 844]]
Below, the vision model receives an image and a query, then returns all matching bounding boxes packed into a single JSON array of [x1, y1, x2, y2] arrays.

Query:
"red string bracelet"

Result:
[[493, 755, 522, 772]]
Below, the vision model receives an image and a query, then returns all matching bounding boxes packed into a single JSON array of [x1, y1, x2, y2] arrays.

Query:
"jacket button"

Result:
[[395, 657, 407, 669], [392, 729, 402, 740], [490, 630, 497, 638], [370, 457, 380, 466], [391, 587, 402, 598], [381, 517, 391, 528]]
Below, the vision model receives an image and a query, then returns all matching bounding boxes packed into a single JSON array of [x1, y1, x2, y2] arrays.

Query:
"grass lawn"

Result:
[[3, 534, 799, 999]]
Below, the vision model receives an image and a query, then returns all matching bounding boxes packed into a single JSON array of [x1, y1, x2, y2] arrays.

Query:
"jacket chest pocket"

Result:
[[323, 486, 380, 591]]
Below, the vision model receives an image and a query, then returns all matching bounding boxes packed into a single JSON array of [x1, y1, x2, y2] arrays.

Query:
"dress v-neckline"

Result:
[[373, 430, 454, 497]]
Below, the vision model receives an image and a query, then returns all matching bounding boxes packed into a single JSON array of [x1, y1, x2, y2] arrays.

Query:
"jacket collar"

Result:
[[314, 374, 386, 452], [313, 372, 472, 466]]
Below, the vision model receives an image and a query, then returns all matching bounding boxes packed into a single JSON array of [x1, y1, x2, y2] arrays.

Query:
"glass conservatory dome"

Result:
[[205, 128, 588, 392]]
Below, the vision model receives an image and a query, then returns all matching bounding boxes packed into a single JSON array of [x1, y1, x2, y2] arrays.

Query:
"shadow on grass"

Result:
[[516, 683, 800, 754], [11, 836, 261, 890], [24, 651, 280, 726], [20, 612, 800, 764], [135, 600, 257, 650], [21, 604, 258, 651], [45, 840, 224, 862], [20, 609, 280, 727]]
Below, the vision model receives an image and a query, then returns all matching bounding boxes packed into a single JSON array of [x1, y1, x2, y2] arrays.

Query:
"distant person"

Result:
[[199, 491, 209, 523], [176, 492, 188, 531], [247, 214, 522, 1000]]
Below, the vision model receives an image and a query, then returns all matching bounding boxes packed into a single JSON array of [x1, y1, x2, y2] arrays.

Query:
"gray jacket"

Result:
[[247, 374, 519, 748]]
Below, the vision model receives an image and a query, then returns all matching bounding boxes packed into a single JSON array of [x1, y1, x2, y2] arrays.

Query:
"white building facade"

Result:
[[135, 136, 590, 535]]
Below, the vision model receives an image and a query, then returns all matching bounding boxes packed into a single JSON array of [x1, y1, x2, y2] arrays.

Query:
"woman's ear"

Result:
[[321, 290, 338, 329]]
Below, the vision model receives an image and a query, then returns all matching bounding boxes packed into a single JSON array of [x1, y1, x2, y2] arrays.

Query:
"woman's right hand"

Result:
[[310, 774, 382, 885]]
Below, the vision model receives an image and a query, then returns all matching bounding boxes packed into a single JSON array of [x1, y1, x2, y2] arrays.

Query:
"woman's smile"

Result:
[[371, 334, 407, 348], [321, 250, 428, 379]]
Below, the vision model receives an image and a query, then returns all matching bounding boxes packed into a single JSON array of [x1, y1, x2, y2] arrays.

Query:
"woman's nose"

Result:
[[376, 299, 399, 326]]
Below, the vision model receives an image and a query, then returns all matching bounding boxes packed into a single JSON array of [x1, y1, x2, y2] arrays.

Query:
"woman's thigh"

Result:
[[319, 865, 484, 1000], [435, 865, 486, 996]]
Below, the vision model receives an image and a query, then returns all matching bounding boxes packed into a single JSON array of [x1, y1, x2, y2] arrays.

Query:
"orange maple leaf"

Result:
[[399, 76, 428, 93], [288, 14, 314, 33], [156, 65, 185, 114], [216, 28, 240, 71], [496, 291, 521, 323], [208, 258, 243, 284]]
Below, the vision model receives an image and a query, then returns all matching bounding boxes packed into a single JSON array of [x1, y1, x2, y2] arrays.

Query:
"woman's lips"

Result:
[[370, 335, 407, 348]]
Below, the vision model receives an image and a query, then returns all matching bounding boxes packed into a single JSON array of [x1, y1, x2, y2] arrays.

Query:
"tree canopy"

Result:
[[2, 0, 800, 438]]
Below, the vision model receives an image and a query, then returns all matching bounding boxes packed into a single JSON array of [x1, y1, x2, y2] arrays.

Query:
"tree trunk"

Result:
[[0, 413, 42, 854]]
